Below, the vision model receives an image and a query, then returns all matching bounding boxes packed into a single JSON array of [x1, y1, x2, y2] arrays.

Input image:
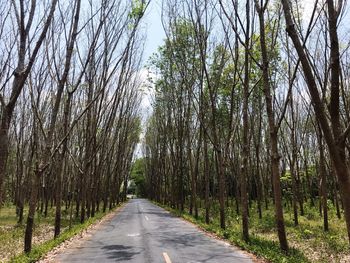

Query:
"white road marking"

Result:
[[145, 216, 149, 221], [163, 252, 172, 263], [127, 233, 140, 237]]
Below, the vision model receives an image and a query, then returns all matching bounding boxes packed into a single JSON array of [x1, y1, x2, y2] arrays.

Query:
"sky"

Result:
[[134, 1, 166, 157], [138, 0, 167, 114], [140, 0, 317, 65], [143, 0, 166, 65]]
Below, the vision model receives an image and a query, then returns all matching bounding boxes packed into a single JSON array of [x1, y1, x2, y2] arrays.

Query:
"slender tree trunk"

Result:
[[241, 0, 250, 242], [54, 160, 63, 238], [255, 1, 288, 251], [24, 167, 42, 253], [204, 134, 210, 224], [290, 159, 298, 226], [0, 117, 9, 205], [318, 129, 329, 231], [281, 0, 350, 244]]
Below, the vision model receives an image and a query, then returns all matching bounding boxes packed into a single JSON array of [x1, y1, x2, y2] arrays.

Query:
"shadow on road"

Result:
[[139, 210, 175, 218], [101, 244, 142, 261]]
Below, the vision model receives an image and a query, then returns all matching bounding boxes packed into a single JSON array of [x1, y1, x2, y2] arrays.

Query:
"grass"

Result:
[[0, 203, 123, 263], [154, 200, 349, 263], [0, 206, 48, 262]]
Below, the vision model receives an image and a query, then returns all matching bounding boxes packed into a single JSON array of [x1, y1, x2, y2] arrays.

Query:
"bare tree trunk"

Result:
[[0, 120, 9, 204], [54, 93, 73, 237], [318, 127, 329, 231], [241, 0, 250, 242], [204, 130, 210, 224], [24, 120, 42, 253], [281, 0, 350, 244], [255, 1, 288, 251], [0, 0, 58, 205]]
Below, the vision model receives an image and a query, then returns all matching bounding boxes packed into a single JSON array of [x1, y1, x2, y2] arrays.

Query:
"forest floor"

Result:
[[157, 201, 349, 263], [0, 204, 120, 262], [0, 206, 55, 261]]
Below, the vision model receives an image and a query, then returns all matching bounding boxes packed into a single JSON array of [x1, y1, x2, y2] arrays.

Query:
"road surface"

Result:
[[58, 199, 254, 263]]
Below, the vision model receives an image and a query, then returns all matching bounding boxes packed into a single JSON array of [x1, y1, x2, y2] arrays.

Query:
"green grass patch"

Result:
[[154, 201, 345, 263]]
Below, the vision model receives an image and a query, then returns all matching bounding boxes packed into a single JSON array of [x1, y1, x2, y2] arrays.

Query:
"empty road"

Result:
[[58, 199, 254, 263]]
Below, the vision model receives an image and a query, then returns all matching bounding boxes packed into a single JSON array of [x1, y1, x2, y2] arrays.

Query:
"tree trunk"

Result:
[[255, 1, 288, 251], [0, 117, 9, 205], [24, 167, 42, 253], [318, 130, 329, 231], [204, 135, 210, 224], [241, 0, 250, 241], [281, 0, 350, 244], [54, 160, 63, 238]]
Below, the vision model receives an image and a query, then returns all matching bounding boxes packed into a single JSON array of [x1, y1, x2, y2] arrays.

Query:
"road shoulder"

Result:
[[152, 202, 265, 263], [38, 202, 127, 263]]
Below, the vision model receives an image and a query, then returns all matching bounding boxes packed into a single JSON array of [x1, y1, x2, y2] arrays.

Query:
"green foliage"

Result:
[[302, 229, 314, 239], [127, 116, 142, 143], [281, 171, 292, 183], [148, 19, 202, 95], [130, 158, 146, 197], [129, 0, 146, 20]]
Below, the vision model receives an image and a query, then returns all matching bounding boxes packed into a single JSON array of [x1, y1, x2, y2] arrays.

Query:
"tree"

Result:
[[254, 0, 288, 251], [0, 0, 58, 206], [130, 158, 147, 197], [281, 0, 350, 244]]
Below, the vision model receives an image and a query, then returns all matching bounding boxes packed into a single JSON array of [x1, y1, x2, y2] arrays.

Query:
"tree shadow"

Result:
[[101, 244, 142, 261]]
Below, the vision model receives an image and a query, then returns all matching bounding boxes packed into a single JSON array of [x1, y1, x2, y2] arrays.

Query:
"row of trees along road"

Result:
[[0, 0, 147, 253], [143, 0, 350, 252]]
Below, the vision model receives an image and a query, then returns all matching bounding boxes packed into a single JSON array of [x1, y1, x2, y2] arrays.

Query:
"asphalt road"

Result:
[[58, 199, 253, 263]]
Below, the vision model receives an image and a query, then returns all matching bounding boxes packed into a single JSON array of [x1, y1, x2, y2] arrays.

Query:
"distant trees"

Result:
[[144, 0, 350, 252], [0, 0, 147, 253], [130, 158, 147, 197]]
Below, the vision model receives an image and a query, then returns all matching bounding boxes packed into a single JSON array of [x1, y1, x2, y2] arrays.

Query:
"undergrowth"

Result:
[[1, 203, 124, 263], [154, 200, 348, 263]]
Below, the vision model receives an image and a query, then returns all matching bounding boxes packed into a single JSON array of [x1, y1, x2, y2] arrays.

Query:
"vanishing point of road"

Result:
[[58, 199, 254, 263]]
